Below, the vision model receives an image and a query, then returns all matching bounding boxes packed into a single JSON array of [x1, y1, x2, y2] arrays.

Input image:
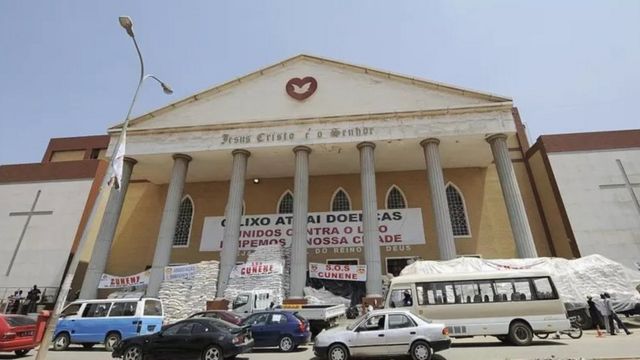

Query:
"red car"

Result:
[[0, 314, 37, 357], [188, 310, 244, 325]]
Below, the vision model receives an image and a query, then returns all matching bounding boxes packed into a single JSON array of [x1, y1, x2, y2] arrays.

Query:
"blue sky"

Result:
[[1, 1, 638, 165]]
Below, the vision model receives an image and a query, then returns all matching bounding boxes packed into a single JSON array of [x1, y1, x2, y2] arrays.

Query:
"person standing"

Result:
[[587, 296, 604, 329], [604, 293, 632, 335], [26, 285, 41, 314], [12, 290, 24, 314]]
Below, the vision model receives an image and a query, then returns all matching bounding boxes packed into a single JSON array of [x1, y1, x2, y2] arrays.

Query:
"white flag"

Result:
[[108, 131, 126, 190]]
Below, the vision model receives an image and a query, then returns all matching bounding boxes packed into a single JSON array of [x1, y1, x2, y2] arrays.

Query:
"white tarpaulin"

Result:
[[401, 254, 640, 312], [200, 208, 425, 251], [98, 270, 150, 289]]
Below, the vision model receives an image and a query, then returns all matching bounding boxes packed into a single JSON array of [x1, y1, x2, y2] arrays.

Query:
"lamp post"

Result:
[[35, 16, 172, 359]]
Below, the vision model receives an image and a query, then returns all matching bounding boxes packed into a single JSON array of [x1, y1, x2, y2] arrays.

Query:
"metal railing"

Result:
[[0, 287, 59, 314]]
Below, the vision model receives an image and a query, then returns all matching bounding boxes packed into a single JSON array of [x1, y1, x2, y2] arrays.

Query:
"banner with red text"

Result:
[[200, 208, 425, 251], [309, 262, 367, 282], [99, 270, 150, 289], [229, 261, 284, 278]]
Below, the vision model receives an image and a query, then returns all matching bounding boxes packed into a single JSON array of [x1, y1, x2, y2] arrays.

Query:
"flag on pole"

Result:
[[108, 131, 126, 190]]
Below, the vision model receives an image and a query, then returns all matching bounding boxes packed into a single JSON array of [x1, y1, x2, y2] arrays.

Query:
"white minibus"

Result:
[[385, 270, 570, 345]]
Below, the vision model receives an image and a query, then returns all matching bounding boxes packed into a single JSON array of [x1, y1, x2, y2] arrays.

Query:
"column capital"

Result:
[[420, 138, 440, 147], [292, 145, 312, 154], [232, 149, 251, 157], [357, 141, 376, 150], [485, 133, 508, 144], [172, 153, 192, 162], [123, 157, 138, 165]]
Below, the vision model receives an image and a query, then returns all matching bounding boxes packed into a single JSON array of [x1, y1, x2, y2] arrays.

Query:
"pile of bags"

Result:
[[158, 260, 219, 323], [304, 286, 351, 307], [224, 245, 290, 305], [401, 254, 640, 312]]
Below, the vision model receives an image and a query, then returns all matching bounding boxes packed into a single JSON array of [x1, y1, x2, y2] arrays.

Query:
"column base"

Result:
[[362, 296, 384, 311], [206, 299, 230, 311]]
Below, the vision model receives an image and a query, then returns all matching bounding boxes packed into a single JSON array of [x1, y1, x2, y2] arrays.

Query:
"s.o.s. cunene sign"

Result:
[[309, 262, 366, 282], [200, 208, 425, 251]]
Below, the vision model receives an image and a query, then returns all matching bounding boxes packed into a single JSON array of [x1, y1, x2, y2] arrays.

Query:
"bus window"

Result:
[[493, 280, 513, 302], [454, 282, 478, 303], [532, 277, 558, 300], [418, 283, 455, 305], [513, 279, 532, 301], [478, 281, 495, 303], [389, 289, 413, 307]]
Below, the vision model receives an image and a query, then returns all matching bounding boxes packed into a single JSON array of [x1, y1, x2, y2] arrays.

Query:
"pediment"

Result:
[[120, 55, 511, 132]]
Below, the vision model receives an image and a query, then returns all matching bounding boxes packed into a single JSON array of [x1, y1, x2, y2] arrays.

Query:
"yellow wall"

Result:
[[105, 164, 551, 276]]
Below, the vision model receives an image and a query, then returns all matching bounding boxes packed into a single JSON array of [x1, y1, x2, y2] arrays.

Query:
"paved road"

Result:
[[7, 318, 640, 360]]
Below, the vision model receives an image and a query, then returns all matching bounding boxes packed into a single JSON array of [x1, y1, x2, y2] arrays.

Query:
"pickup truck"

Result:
[[231, 290, 346, 336]]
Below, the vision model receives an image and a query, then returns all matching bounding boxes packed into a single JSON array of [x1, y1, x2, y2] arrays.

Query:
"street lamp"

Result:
[[35, 16, 172, 360]]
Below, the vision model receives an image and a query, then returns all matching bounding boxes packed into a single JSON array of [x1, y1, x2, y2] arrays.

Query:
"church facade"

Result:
[[2, 55, 636, 303]]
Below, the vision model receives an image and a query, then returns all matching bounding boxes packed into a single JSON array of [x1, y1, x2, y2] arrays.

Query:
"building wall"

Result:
[[105, 164, 551, 277], [0, 180, 93, 289], [548, 149, 640, 270]]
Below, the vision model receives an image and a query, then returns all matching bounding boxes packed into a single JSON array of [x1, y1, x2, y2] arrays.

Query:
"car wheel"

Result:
[[202, 345, 223, 360], [53, 333, 70, 351], [14, 349, 30, 357], [410, 340, 432, 360], [278, 335, 294, 352], [508, 321, 533, 346], [328, 343, 349, 360], [82, 343, 96, 349], [104, 332, 121, 352], [123, 344, 143, 360]]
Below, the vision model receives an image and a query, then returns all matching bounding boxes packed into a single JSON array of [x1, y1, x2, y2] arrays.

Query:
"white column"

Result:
[[80, 157, 136, 299], [357, 142, 382, 297], [147, 154, 192, 296], [420, 138, 457, 260], [216, 149, 250, 298], [487, 133, 538, 258], [289, 146, 311, 299]]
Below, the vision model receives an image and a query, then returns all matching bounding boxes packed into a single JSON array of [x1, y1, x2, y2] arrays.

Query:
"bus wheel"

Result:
[[508, 321, 533, 346]]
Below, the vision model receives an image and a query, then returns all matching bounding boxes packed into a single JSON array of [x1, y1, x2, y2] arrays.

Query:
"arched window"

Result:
[[278, 190, 294, 214], [173, 195, 194, 247], [331, 188, 352, 212], [446, 183, 470, 237], [385, 185, 407, 209]]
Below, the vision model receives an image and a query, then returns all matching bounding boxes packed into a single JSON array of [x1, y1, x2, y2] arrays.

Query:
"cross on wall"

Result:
[[598, 159, 640, 216], [5, 190, 54, 276]]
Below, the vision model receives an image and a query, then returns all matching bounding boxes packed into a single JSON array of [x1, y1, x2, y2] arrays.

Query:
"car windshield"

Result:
[[413, 313, 431, 324], [3, 315, 36, 327], [346, 314, 368, 330]]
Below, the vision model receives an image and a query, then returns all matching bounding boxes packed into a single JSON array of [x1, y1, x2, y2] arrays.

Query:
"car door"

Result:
[[243, 313, 270, 347], [148, 322, 192, 360], [350, 314, 387, 357], [266, 313, 288, 346], [384, 313, 417, 356]]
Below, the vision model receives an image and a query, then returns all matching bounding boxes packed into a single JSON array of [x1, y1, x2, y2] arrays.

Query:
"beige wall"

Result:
[[105, 163, 550, 277], [50, 150, 85, 162]]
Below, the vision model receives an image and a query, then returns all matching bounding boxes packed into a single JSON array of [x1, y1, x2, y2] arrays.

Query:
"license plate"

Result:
[[19, 331, 34, 337]]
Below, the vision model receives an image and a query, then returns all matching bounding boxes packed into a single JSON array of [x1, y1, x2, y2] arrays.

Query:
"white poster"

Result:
[[200, 208, 425, 251], [229, 261, 284, 278], [98, 270, 150, 289], [309, 262, 367, 282], [164, 264, 197, 281]]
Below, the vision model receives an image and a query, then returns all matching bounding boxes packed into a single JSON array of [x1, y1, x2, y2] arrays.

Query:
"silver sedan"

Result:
[[313, 309, 451, 360]]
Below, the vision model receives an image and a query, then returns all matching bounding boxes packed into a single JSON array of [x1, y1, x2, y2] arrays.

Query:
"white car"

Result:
[[313, 309, 450, 360]]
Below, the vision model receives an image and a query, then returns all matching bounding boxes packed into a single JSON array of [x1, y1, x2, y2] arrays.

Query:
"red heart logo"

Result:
[[286, 77, 318, 101]]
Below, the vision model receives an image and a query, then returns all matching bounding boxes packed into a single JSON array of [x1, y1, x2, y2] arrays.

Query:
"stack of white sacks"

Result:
[[224, 245, 290, 305], [304, 287, 351, 307], [158, 260, 219, 323]]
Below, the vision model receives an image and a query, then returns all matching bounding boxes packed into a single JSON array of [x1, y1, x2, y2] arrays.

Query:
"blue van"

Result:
[[53, 298, 163, 352]]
